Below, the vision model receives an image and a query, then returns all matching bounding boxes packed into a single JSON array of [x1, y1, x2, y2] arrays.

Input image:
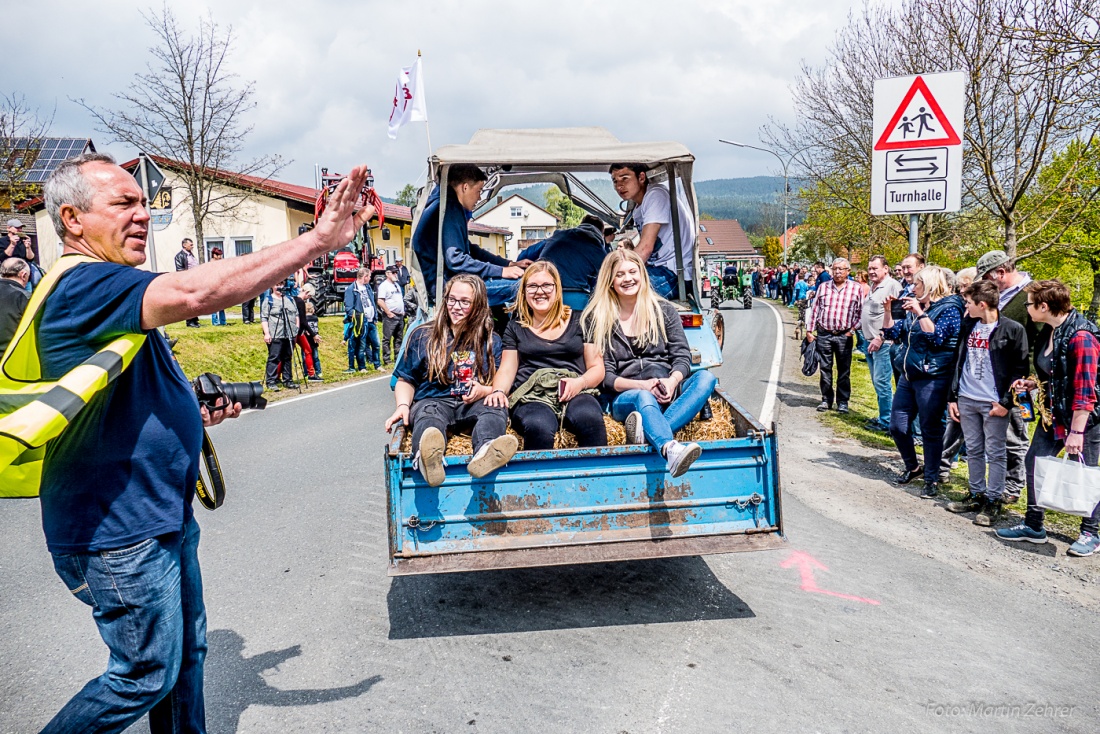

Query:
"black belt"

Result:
[[816, 328, 851, 336]]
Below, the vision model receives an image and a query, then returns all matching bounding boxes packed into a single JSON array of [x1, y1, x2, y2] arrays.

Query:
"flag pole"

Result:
[[419, 50, 433, 156]]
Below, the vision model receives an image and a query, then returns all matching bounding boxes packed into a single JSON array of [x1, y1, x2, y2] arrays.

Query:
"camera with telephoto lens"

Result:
[[192, 372, 267, 412]]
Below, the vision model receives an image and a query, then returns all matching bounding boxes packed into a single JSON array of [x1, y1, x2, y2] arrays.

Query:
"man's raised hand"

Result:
[[311, 166, 378, 253]]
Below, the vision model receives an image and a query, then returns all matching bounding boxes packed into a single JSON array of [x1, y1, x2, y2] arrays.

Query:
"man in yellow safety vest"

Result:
[[20, 153, 375, 733]]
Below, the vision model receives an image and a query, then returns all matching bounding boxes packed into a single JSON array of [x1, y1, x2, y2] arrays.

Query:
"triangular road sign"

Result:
[[874, 76, 961, 151]]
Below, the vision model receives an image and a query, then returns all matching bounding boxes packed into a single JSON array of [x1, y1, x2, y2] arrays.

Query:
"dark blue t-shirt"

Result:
[[394, 325, 502, 401], [37, 259, 203, 553]]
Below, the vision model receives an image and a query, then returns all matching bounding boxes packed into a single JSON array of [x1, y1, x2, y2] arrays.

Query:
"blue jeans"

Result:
[[611, 370, 717, 451], [484, 278, 520, 307], [865, 345, 894, 425], [646, 265, 680, 300], [890, 374, 950, 485], [347, 320, 381, 369], [210, 310, 226, 326], [44, 517, 207, 733]]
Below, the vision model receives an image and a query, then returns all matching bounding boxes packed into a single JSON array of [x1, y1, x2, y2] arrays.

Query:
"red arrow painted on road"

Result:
[[780, 550, 881, 606]]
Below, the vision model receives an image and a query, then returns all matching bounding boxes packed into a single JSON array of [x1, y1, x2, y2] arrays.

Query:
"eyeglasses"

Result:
[[1026, 301, 1035, 308], [524, 283, 556, 294], [445, 297, 474, 310]]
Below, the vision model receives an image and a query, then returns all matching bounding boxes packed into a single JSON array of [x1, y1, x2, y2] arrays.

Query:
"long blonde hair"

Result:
[[582, 249, 667, 353], [512, 261, 570, 329]]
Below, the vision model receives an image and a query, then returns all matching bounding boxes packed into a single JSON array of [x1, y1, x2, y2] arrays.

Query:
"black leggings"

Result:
[[511, 395, 607, 451]]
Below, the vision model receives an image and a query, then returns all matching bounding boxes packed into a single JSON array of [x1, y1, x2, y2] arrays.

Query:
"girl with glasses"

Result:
[[486, 262, 607, 450], [583, 250, 716, 477], [385, 274, 518, 486]]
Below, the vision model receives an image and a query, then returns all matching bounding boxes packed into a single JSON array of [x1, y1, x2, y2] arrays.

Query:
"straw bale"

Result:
[[396, 396, 736, 456]]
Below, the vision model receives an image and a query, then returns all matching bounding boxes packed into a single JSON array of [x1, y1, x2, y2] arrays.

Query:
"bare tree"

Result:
[[767, 0, 1100, 261], [79, 5, 283, 263], [0, 93, 54, 213]]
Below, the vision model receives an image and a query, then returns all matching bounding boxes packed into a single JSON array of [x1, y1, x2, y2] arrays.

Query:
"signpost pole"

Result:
[[137, 153, 159, 272], [908, 213, 918, 255]]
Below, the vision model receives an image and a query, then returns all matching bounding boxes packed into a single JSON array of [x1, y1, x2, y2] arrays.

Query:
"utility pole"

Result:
[[719, 139, 816, 264]]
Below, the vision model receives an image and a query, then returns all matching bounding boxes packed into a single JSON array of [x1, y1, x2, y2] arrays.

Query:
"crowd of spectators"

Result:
[[789, 249, 1100, 558]]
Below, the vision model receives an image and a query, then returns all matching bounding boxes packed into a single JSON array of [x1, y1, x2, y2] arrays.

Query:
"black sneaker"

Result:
[[920, 482, 939, 499], [837, 403, 850, 414], [307, 375, 323, 382], [895, 466, 923, 485], [816, 401, 830, 412], [946, 495, 983, 513]]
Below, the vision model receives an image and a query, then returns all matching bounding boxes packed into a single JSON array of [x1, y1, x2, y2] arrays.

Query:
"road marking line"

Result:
[[262, 374, 391, 410], [757, 299, 785, 426]]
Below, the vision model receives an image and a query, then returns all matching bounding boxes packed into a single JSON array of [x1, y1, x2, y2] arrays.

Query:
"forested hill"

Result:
[[477, 176, 798, 231]]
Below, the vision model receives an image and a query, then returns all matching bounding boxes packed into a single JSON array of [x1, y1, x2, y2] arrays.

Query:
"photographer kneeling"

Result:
[[28, 153, 375, 732]]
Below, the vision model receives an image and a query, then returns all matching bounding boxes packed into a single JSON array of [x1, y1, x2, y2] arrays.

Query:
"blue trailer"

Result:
[[385, 386, 784, 575], [385, 128, 782, 574]]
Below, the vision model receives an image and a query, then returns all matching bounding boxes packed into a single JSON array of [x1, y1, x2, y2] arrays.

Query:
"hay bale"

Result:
[[396, 396, 735, 456], [675, 398, 738, 443]]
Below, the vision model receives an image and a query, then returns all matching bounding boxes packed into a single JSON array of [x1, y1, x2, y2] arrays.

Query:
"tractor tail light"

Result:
[[680, 314, 703, 328]]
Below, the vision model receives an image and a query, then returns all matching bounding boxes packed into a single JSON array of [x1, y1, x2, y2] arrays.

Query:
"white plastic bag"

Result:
[[1034, 455, 1100, 516]]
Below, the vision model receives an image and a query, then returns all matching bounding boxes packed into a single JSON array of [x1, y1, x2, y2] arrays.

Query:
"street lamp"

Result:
[[719, 139, 817, 264]]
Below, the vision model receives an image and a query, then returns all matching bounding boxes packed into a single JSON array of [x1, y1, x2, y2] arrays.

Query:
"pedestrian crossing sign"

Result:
[[874, 76, 961, 151], [871, 71, 965, 215]]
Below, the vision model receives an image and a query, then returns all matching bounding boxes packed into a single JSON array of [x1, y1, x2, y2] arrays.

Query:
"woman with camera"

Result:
[[486, 262, 607, 450], [584, 249, 716, 478], [996, 280, 1100, 557], [882, 265, 965, 498], [384, 274, 517, 487]]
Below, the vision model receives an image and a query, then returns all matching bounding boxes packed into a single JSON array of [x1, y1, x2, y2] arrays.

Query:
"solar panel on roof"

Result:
[[10, 137, 92, 183]]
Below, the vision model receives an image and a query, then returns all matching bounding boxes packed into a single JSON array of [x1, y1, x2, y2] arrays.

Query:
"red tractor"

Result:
[[303, 167, 387, 315]]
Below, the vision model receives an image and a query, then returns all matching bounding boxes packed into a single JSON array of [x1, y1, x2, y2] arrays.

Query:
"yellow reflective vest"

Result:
[[0, 255, 145, 498]]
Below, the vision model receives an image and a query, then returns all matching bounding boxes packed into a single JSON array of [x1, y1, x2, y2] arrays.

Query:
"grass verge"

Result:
[[167, 308, 389, 401]]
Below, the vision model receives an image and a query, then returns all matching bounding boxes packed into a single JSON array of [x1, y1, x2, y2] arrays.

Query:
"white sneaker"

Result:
[[468, 434, 519, 478], [663, 440, 702, 478], [624, 411, 645, 445], [417, 427, 447, 487]]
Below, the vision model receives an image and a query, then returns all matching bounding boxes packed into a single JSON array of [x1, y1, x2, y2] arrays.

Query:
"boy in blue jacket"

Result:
[[411, 164, 528, 306]]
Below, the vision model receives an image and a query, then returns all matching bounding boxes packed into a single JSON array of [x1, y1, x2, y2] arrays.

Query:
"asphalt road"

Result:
[[2, 299, 1097, 733]]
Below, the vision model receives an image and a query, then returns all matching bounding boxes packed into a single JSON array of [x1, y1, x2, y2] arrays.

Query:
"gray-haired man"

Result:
[[0, 257, 30, 353], [31, 152, 374, 732]]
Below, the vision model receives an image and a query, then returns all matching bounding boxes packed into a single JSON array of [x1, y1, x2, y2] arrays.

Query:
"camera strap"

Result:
[[194, 429, 226, 510]]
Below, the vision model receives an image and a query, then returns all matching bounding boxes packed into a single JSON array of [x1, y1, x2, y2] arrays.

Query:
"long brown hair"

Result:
[[424, 274, 496, 385], [512, 261, 570, 329]]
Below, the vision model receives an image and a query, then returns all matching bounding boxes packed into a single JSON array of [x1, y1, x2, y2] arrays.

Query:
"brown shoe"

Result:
[[468, 434, 519, 479], [974, 500, 1003, 527], [946, 495, 983, 514]]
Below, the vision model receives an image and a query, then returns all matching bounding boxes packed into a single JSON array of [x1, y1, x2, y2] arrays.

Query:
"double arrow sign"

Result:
[[885, 147, 947, 182]]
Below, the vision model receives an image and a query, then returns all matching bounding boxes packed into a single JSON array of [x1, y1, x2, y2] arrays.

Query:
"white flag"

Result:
[[388, 57, 428, 140]]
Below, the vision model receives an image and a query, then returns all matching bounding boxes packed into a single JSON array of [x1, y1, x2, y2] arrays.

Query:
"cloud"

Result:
[[11, 0, 883, 196]]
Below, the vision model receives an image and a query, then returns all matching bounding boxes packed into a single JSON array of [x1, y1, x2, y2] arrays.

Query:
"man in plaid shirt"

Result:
[[807, 258, 865, 413]]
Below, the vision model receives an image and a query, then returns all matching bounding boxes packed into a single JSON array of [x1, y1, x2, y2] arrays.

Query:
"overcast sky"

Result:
[[12, 0, 887, 197]]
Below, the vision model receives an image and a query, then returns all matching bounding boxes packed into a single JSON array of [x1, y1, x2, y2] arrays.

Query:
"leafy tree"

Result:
[[544, 186, 583, 229], [394, 183, 417, 207], [1019, 139, 1100, 319], [762, 236, 783, 266], [79, 6, 282, 265]]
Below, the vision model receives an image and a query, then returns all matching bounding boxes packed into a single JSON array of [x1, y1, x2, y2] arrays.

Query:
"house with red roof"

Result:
[[697, 219, 762, 276]]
